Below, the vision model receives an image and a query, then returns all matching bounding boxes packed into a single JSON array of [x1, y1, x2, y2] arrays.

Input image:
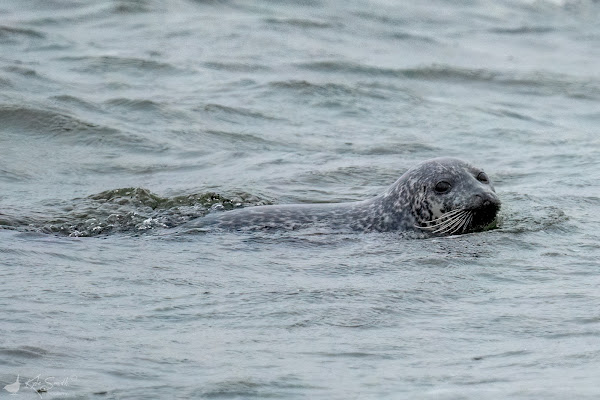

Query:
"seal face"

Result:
[[193, 157, 500, 236], [404, 157, 501, 235]]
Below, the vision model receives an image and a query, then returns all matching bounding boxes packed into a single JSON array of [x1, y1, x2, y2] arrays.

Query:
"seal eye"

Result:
[[434, 181, 451, 194], [477, 172, 489, 183]]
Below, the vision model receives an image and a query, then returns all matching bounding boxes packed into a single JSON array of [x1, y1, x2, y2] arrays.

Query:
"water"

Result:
[[1, 0, 599, 398]]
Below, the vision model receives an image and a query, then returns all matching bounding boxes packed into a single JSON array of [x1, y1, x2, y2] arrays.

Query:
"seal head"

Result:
[[402, 157, 501, 235]]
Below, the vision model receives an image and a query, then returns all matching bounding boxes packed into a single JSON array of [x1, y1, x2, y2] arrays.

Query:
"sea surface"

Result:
[[1, 0, 600, 398]]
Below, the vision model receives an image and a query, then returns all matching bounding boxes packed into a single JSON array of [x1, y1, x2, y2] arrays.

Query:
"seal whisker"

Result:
[[434, 212, 468, 234], [461, 213, 473, 234], [431, 211, 467, 234], [449, 212, 470, 235], [416, 209, 466, 231], [422, 211, 466, 232], [426, 208, 464, 224]]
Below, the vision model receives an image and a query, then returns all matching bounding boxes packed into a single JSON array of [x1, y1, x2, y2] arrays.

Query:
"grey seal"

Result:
[[192, 157, 501, 236]]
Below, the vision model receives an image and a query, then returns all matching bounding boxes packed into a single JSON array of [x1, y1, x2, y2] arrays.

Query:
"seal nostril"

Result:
[[483, 200, 491, 207]]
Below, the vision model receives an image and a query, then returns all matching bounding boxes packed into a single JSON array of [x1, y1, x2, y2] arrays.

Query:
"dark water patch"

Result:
[[338, 142, 438, 155], [471, 350, 531, 361], [306, 351, 394, 360], [204, 61, 271, 72], [352, 10, 409, 26], [0, 212, 38, 229], [189, 0, 231, 4], [50, 95, 102, 112], [0, 167, 33, 183], [0, 25, 45, 40], [0, 346, 51, 360], [203, 129, 285, 149], [104, 97, 164, 112], [476, 107, 549, 124], [489, 26, 555, 34], [61, 56, 182, 75], [203, 103, 281, 121], [264, 17, 336, 29], [388, 31, 438, 43], [200, 376, 313, 399], [0, 76, 13, 88], [113, 0, 152, 13], [3, 65, 41, 78], [269, 80, 387, 100]]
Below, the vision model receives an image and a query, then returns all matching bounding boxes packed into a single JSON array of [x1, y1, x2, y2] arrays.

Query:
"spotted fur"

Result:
[[191, 157, 501, 236]]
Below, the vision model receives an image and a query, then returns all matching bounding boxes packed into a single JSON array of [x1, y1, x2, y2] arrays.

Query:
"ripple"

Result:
[[297, 62, 600, 99], [489, 26, 555, 34], [0, 25, 45, 40], [203, 61, 271, 72], [60, 55, 183, 75], [388, 31, 438, 43], [269, 80, 388, 100], [264, 17, 336, 29], [203, 103, 280, 121], [0, 105, 163, 150], [0, 345, 52, 360], [104, 97, 164, 112]]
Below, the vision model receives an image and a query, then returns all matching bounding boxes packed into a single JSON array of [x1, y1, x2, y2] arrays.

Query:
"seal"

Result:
[[192, 157, 501, 236]]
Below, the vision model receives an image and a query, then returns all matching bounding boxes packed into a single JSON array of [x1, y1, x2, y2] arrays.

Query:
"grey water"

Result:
[[1, 0, 599, 398]]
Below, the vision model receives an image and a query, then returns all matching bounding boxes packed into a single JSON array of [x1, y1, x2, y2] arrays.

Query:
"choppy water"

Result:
[[1, 0, 599, 398]]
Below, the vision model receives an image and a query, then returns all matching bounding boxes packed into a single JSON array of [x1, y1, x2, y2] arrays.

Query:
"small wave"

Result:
[[489, 26, 555, 34], [3, 65, 41, 78], [0, 167, 33, 183], [60, 55, 182, 75], [203, 61, 271, 72], [297, 62, 600, 99], [389, 31, 438, 43], [339, 142, 438, 156], [0, 26, 45, 40], [203, 129, 283, 148], [0, 346, 52, 360], [269, 80, 388, 100], [203, 103, 280, 120], [0, 76, 13, 88], [0, 105, 165, 150], [112, 0, 152, 13], [264, 17, 336, 29], [104, 97, 163, 112], [50, 95, 102, 112]]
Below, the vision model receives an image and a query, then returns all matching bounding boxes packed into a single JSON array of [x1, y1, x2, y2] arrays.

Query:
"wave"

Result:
[[204, 61, 271, 72], [59, 55, 184, 75], [0, 188, 270, 237], [0, 105, 166, 151], [0, 25, 45, 40], [263, 17, 336, 29], [297, 62, 600, 99]]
